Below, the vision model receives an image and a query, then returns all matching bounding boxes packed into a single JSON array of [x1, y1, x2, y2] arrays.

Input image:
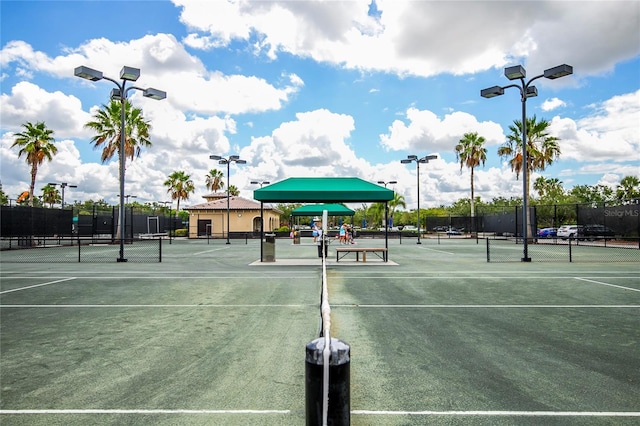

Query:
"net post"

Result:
[[305, 337, 350, 425]]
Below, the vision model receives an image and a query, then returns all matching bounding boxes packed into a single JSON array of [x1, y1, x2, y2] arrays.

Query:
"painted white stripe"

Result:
[[0, 277, 76, 294], [0, 409, 289, 415], [419, 247, 455, 255], [1, 409, 636, 417], [0, 304, 315, 308], [574, 277, 640, 292], [352, 410, 640, 417], [335, 304, 639, 308], [192, 247, 230, 255]]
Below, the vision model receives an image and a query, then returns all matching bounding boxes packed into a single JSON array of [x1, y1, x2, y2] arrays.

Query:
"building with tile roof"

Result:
[[184, 193, 282, 239]]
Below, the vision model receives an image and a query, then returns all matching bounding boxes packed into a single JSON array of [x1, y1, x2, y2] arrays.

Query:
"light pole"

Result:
[[75, 65, 166, 262], [377, 180, 397, 230], [251, 180, 270, 261], [401, 155, 437, 244], [481, 64, 572, 262], [48, 182, 77, 209], [210, 155, 247, 244]]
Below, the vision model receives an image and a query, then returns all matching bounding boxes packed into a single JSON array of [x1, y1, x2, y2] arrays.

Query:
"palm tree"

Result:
[[85, 100, 152, 240], [41, 184, 61, 208], [533, 177, 564, 201], [164, 171, 195, 213], [228, 185, 240, 196], [616, 175, 640, 201], [84, 99, 152, 163], [454, 132, 487, 217], [11, 121, 58, 206], [205, 168, 225, 192], [498, 115, 561, 237], [388, 192, 406, 228]]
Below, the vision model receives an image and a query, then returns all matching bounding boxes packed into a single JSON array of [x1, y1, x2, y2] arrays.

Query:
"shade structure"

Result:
[[291, 204, 355, 217], [254, 177, 394, 203]]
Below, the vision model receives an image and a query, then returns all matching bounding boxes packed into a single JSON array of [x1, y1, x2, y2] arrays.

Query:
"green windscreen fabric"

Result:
[[254, 177, 393, 203], [291, 204, 355, 217]]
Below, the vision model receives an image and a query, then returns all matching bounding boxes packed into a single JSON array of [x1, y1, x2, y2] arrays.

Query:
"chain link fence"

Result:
[[0, 236, 162, 263]]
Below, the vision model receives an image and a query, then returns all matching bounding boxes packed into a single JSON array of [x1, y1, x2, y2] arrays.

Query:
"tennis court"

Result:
[[1, 237, 639, 425]]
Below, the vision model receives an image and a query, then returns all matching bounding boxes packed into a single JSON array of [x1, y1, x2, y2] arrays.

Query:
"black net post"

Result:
[[305, 337, 350, 425]]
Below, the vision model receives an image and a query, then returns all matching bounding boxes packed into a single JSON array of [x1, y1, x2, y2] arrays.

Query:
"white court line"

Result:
[[419, 247, 455, 255], [335, 304, 639, 308], [1, 409, 637, 417], [0, 277, 76, 294], [574, 277, 640, 292], [0, 409, 289, 415], [192, 247, 230, 256], [0, 304, 315, 308], [352, 410, 640, 417]]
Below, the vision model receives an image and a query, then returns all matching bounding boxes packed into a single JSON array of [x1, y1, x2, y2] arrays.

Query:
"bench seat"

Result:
[[335, 247, 387, 262]]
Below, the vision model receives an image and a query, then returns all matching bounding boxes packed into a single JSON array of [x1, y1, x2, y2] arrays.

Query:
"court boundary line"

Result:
[[0, 277, 76, 294], [0, 304, 316, 308], [574, 277, 640, 292], [0, 409, 289, 415], [352, 410, 640, 417], [334, 304, 639, 308], [2, 409, 637, 417]]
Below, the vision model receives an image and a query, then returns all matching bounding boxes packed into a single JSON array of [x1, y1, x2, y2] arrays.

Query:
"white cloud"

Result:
[[541, 97, 566, 111], [379, 108, 505, 152], [173, 0, 640, 78]]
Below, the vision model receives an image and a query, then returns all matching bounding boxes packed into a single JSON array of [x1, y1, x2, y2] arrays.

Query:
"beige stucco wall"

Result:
[[187, 209, 281, 238]]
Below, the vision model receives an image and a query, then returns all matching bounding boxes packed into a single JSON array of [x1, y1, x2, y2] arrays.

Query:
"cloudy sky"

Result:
[[1, 0, 639, 210]]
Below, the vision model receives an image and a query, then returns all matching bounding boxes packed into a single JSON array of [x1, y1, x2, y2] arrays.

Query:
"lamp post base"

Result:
[[521, 257, 531, 262], [117, 258, 128, 262]]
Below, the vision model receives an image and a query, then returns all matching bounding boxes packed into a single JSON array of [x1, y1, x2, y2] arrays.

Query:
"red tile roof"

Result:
[[185, 196, 281, 212]]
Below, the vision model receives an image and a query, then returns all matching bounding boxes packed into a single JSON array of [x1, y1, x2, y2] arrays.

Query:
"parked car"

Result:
[[582, 224, 615, 240], [557, 225, 582, 240], [445, 227, 463, 235], [537, 227, 557, 238]]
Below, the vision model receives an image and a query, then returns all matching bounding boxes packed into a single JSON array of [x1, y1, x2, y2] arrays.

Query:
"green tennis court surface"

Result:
[[2, 238, 639, 425]]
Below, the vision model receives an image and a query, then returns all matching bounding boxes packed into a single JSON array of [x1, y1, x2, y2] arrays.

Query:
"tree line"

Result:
[[5, 103, 638, 233]]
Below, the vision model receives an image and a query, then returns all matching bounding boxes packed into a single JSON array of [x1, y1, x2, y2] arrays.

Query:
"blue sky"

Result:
[[1, 0, 639, 210]]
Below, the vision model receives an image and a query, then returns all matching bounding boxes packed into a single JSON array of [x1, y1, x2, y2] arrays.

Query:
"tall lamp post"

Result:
[[251, 180, 270, 261], [210, 155, 247, 244], [75, 65, 166, 262], [481, 64, 573, 262], [48, 182, 77, 209], [401, 155, 437, 244], [377, 180, 397, 230]]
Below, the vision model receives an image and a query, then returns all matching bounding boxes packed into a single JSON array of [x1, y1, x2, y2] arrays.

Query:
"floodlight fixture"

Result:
[[143, 88, 167, 100], [110, 88, 122, 101], [544, 64, 573, 79], [120, 66, 140, 81], [209, 155, 222, 160], [505, 65, 526, 80], [480, 86, 505, 98], [74, 66, 103, 81], [525, 86, 538, 98]]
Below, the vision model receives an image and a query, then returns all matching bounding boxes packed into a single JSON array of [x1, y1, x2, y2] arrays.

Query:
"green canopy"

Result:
[[291, 204, 355, 217], [254, 177, 393, 203]]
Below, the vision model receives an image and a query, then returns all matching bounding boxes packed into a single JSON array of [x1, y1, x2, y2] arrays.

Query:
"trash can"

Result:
[[263, 233, 276, 262]]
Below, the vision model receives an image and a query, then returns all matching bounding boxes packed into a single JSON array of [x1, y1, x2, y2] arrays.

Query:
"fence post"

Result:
[[486, 238, 490, 262], [569, 239, 572, 262], [158, 237, 162, 262]]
